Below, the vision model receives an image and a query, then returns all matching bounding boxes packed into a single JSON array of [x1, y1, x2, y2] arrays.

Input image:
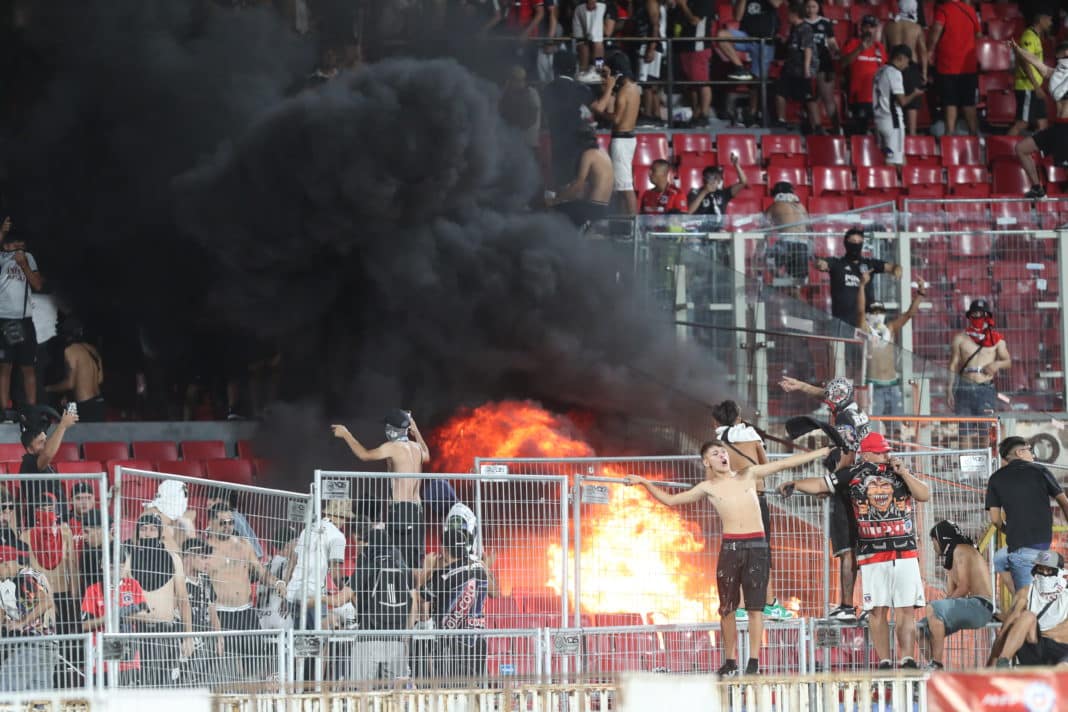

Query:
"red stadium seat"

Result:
[[850, 135, 885, 167], [856, 166, 901, 199], [766, 164, 811, 202], [958, 233, 995, 257], [850, 194, 894, 211], [979, 71, 1013, 94], [181, 440, 227, 460], [203, 458, 254, 486], [948, 165, 992, 197], [596, 133, 610, 153], [808, 135, 850, 167], [944, 201, 992, 230], [761, 134, 805, 165], [673, 133, 712, 155], [236, 440, 256, 459], [716, 134, 759, 166], [634, 134, 670, 166], [106, 458, 154, 484], [154, 459, 205, 478], [53, 442, 80, 463], [677, 165, 704, 195], [991, 198, 1042, 230], [992, 162, 1032, 196], [904, 135, 939, 166], [56, 460, 104, 475], [1047, 163, 1068, 194], [83, 441, 130, 462], [808, 195, 851, 215], [986, 135, 1023, 164], [132, 441, 180, 461], [976, 38, 1012, 72], [985, 18, 1024, 41], [985, 89, 1016, 127], [812, 166, 854, 197], [903, 165, 945, 198], [633, 164, 653, 194], [940, 136, 983, 166], [822, 4, 846, 21], [677, 151, 717, 176], [0, 444, 22, 461]]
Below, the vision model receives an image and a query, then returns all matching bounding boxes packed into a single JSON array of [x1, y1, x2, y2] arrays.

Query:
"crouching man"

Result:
[[990, 550, 1068, 667]]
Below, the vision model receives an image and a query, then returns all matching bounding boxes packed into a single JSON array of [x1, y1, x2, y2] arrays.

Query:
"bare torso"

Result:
[[702, 471, 765, 535], [388, 440, 424, 502], [952, 333, 1001, 384], [951, 545, 992, 601], [66, 343, 103, 402], [613, 81, 640, 133], [141, 555, 181, 623], [867, 329, 898, 382], [206, 535, 254, 607], [766, 202, 807, 232], [884, 20, 922, 63], [585, 148, 614, 204], [1057, 99, 1068, 120]]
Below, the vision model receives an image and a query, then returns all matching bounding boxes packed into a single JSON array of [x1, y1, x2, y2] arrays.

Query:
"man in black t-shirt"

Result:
[[775, 2, 821, 132], [816, 228, 902, 331], [542, 51, 595, 190], [18, 407, 77, 513], [686, 153, 749, 229], [987, 436, 1068, 591]]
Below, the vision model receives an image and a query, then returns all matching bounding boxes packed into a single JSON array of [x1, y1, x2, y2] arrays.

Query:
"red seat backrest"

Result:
[[54, 442, 81, 463], [857, 166, 900, 191], [940, 136, 982, 166], [55, 460, 103, 475], [761, 134, 804, 163], [986, 135, 1023, 164], [903, 165, 942, 186], [850, 135, 885, 167], [181, 440, 227, 460], [203, 458, 254, 486], [634, 134, 670, 166], [808, 195, 851, 214], [132, 441, 180, 462], [154, 459, 205, 479], [807, 135, 850, 167], [992, 162, 1032, 195], [83, 442, 131, 462], [812, 166, 854, 196], [673, 133, 713, 155], [0, 444, 25, 462], [976, 38, 1012, 72], [716, 134, 759, 166]]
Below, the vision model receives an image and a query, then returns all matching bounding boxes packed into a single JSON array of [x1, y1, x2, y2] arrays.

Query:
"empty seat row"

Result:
[[0, 456, 261, 486], [0, 439, 254, 463]]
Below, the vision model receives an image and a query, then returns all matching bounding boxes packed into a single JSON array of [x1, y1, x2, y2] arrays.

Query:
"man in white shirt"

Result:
[[286, 498, 350, 628], [873, 45, 925, 176]]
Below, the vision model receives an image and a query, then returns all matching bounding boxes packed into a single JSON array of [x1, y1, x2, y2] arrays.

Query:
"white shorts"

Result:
[[638, 46, 662, 81], [874, 117, 905, 166], [573, 3, 607, 43], [610, 136, 636, 191], [860, 556, 926, 610]]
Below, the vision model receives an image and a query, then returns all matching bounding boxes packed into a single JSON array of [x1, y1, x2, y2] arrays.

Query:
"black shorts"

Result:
[[1033, 122, 1068, 167], [902, 62, 923, 110], [0, 318, 37, 366], [830, 497, 856, 556], [218, 607, 264, 655], [938, 72, 978, 108], [778, 75, 815, 103], [1017, 635, 1068, 666], [759, 494, 774, 569], [554, 200, 609, 228], [717, 539, 771, 615], [1015, 90, 1048, 124]]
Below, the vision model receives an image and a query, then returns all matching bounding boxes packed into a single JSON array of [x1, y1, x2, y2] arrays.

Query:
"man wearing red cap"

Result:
[[779, 431, 931, 669]]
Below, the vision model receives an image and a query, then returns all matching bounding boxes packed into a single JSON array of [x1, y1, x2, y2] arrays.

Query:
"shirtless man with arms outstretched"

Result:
[[626, 441, 830, 677], [332, 409, 430, 568]]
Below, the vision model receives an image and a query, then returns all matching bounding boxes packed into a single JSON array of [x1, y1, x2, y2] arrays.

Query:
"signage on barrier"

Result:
[[959, 455, 986, 480], [287, 499, 308, 522], [929, 670, 1066, 712], [553, 633, 581, 655], [321, 479, 351, 500], [581, 485, 610, 504]]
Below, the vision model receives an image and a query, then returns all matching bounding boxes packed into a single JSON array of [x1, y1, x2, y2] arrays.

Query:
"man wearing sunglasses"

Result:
[[986, 436, 1068, 592], [990, 550, 1068, 667]]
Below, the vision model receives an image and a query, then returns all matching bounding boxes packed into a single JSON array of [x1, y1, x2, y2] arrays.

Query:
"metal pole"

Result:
[[110, 467, 123, 636], [760, 38, 769, 128], [665, 37, 675, 129], [822, 498, 831, 617], [572, 476, 582, 629], [99, 473, 114, 638], [560, 478, 570, 632]]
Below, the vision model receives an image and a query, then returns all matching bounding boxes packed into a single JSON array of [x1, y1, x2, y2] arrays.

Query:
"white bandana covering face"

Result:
[[1051, 58, 1068, 102]]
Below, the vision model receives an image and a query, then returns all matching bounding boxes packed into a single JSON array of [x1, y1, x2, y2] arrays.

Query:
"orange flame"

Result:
[[432, 400, 718, 622]]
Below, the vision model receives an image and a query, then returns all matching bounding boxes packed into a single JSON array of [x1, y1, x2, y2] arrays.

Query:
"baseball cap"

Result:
[[861, 15, 879, 26], [859, 432, 892, 454], [967, 299, 991, 315], [72, 482, 94, 497], [1033, 550, 1065, 570], [867, 301, 886, 313]]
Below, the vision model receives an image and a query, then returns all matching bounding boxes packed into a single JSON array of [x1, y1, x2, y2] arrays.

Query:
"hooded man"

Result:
[[331, 410, 430, 569], [948, 299, 1011, 445], [919, 520, 993, 669], [991, 550, 1068, 667]]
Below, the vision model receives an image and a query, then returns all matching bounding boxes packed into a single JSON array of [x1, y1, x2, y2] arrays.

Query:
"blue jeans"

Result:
[[871, 384, 904, 416], [1003, 547, 1045, 589], [727, 30, 772, 78]]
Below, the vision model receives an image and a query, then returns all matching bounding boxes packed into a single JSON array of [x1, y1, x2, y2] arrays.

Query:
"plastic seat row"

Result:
[[0, 456, 260, 486], [0, 438, 258, 463]]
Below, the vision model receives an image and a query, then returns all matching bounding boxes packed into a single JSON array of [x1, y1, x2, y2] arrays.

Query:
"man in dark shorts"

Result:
[[1012, 39, 1068, 199], [627, 440, 830, 676], [779, 376, 871, 620], [775, 2, 820, 132], [1008, 9, 1052, 138], [928, 0, 981, 136], [669, 0, 714, 126]]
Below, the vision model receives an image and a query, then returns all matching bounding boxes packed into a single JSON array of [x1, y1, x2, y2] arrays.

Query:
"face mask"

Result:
[[1033, 572, 1066, 598], [967, 316, 988, 332], [385, 426, 409, 442], [866, 314, 886, 329], [844, 242, 863, 259]]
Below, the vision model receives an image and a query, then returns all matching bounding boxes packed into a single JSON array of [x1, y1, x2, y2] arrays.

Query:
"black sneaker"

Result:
[[1025, 185, 1047, 199], [899, 657, 919, 670], [995, 658, 1012, 668], [716, 660, 740, 678], [877, 660, 893, 670], [925, 661, 944, 671], [744, 659, 760, 675], [728, 68, 754, 81], [828, 605, 858, 621]]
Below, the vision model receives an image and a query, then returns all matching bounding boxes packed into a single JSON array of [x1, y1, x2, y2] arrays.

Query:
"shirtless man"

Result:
[[920, 520, 994, 669], [590, 52, 640, 216], [549, 128, 614, 228], [948, 299, 1011, 448], [332, 410, 429, 570], [711, 400, 793, 622], [626, 441, 831, 677], [1010, 39, 1068, 199], [882, 0, 928, 136], [856, 270, 925, 419], [204, 503, 285, 677], [990, 550, 1068, 667], [127, 512, 193, 686], [765, 182, 810, 287], [44, 318, 105, 422]]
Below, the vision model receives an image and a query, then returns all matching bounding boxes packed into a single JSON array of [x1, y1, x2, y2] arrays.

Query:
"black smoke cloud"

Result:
[[8, 3, 730, 477]]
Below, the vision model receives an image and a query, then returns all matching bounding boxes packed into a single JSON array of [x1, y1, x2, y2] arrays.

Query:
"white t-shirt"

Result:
[[1052, 59, 1068, 102], [715, 423, 764, 444], [30, 294, 58, 343], [0, 251, 37, 320], [873, 64, 904, 124], [286, 518, 346, 603]]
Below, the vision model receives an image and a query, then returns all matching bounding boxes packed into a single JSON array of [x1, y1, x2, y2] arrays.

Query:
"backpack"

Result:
[[359, 547, 411, 631]]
